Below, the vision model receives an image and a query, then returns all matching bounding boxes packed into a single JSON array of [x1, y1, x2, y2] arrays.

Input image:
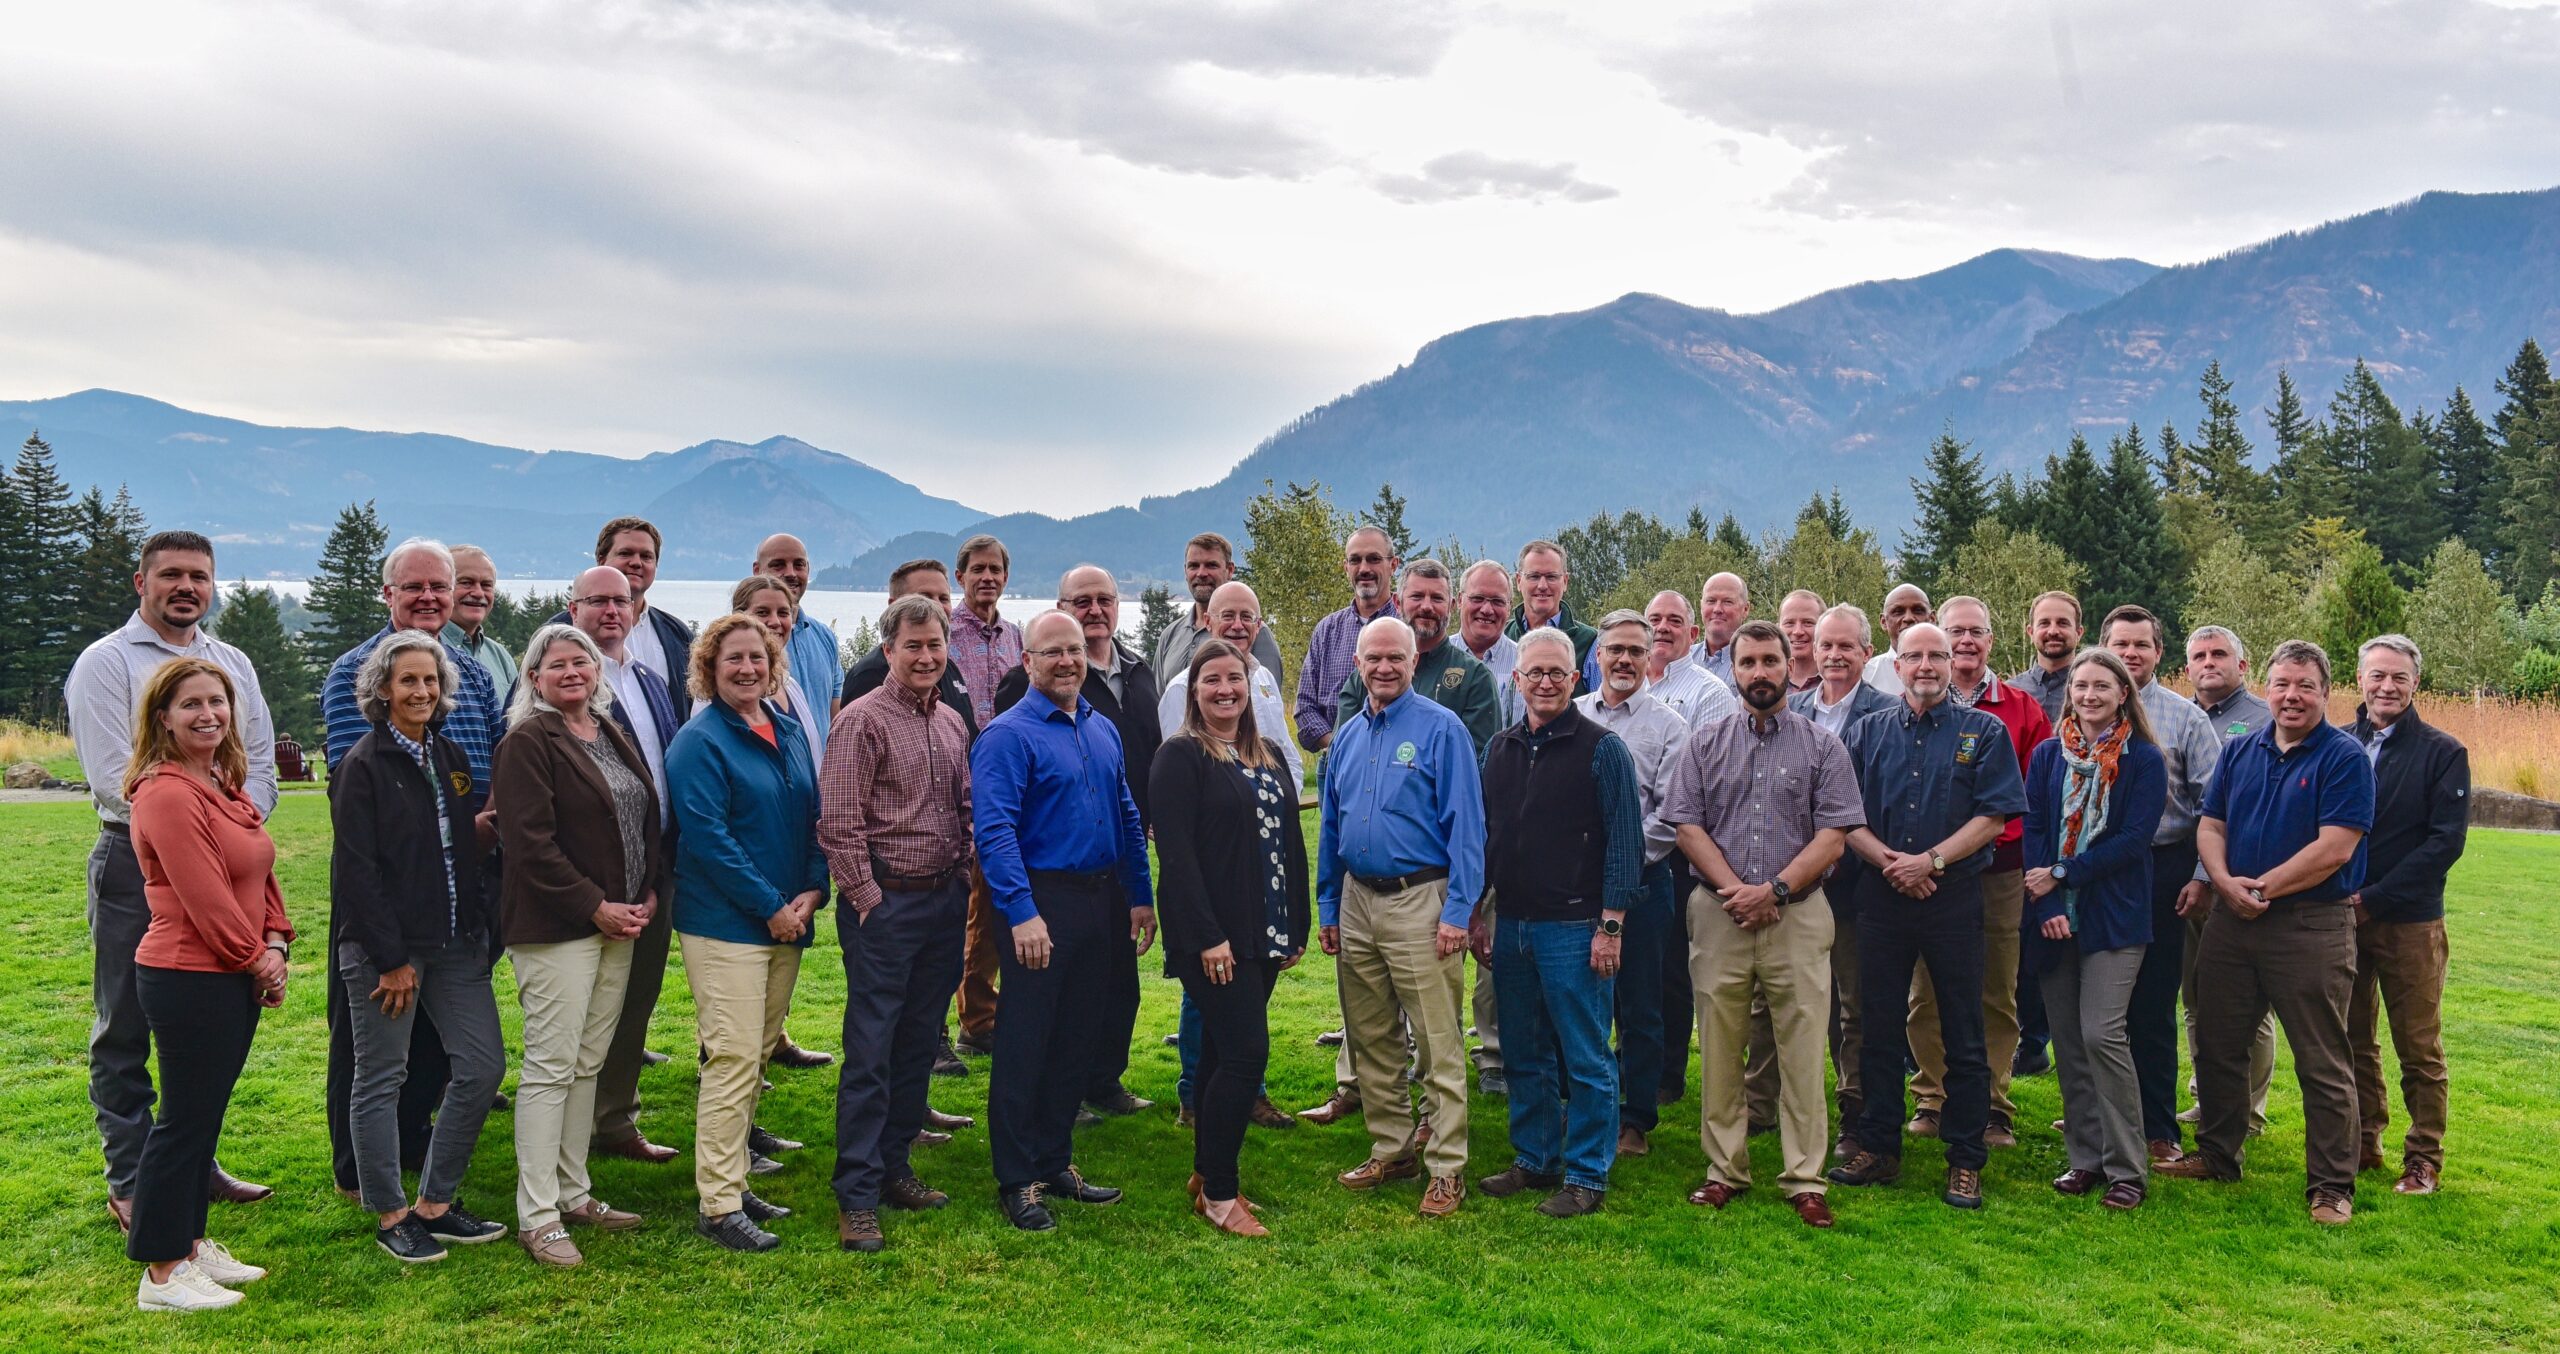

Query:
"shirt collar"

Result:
[[1362, 687, 1417, 726], [1898, 697, 1950, 728], [890, 680, 941, 716], [120, 610, 200, 654]]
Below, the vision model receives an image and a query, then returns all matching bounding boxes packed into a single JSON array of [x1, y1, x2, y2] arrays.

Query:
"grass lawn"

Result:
[[3, 796, 2556, 1352]]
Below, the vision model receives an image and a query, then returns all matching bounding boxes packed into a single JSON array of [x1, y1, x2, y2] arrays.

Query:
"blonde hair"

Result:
[[690, 612, 783, 703], [1180, 640, 1276, 772], [124, 658, 247, 798]]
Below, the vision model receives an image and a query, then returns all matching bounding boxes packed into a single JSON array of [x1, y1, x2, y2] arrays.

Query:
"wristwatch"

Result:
[[1597, 917, 1624, 938], [1771, 878, 1794, 906], [2051, 861, 2070, 884], [1930, 852, 1948, 875]]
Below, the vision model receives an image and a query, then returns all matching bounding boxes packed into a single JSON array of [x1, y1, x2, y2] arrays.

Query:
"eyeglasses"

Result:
[[1210, 610, 1261, 626], [391, 581, 453, 596], [1520, 572, 1564, 586], [1061, 594, 1118, 609], [1943, 625, 1991, 640], [574, 595, 631, 610], [1026, 646, 1082, 661], [1345, 553, 1389, 567], [1519, 667, 1575, 687]]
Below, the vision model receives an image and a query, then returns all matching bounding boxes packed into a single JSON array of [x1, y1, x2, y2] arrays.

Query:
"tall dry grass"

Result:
[[2350, 692, 2560, 800], [0, 719, 75, 768]]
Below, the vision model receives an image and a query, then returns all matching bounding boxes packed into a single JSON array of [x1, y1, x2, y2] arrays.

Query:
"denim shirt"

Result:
[[1842, 698, 2028, 891]]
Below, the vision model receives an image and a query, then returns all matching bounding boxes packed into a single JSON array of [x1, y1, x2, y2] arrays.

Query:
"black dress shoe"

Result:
[[999, 1185, 1056, 1231], [932, 1036, 969, 1078], [489, 1090, 512, 1112], [697, 1210, 780, 1252], [749, 1125, 803, 1155], [208, 1164, 274, 1204], [1479, 1166, 1564, 1198], [1042, 1168, 1122, 1204], [923, 1106, 974, 1132], [641, 1049, 671, 1066], [741, 1190, 792, 1223], [2013, 1045, 2053, 1077]]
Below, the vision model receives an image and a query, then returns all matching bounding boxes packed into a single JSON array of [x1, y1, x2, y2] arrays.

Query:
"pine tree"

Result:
[[2431, 386, 2500, 564], [1759, 513, 1886, 630], [2189, 360, 2285, 550], [1989, 471, 2043, 534], [2309, 541, 2407, 673], [66, 485, 149, 649], [1713, 512, 1754, 559], [2026, 432, 2109, 581], [2092, 425, 2188, 631], [2268, 368, 2348, 523], [1366, 483, 1418, 562], [1134, 582, 1183, 659], [1684, 506, 1712, 540], [2491, 338, 2551, 449], [2324, 361, 2440, 567], [0, 431, 82, 716], [2405, 540, 2521, 694], [1901, 422, 1990, 592], [1797, 490, 1854, 541], [303, 499, 390, 669], [211, 582, 318, 744], [2502, 374, 2560, 603]]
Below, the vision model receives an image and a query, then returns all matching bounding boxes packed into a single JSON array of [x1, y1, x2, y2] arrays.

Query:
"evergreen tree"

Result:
[[1134, 582, 1183, 659], [2404, 540, 2521, 694], [2431, 386, 2500, 565], [2491, 338, 2551, 449], [2268, 368, 2348, 522], [66, 484, 149, 649], [1759, 514, 1886, 633], [2185, 536, 2309, 676], [2025, 432, 2109, 578], [2308, 541, 2407, 673], [1901, 422, 1990, 593], [1797, 489, 1854, 541], [2324, 361, 2441, 567], [2189, 359, 2285, 550], [1713, 512, 1753, 559], [1989, 471, 2043, 535], [2092, 425, 2188, 631], [2501, 374, 2560, 603], [303, 499, 390, 668], [1683, 506, 1712, 540], [0, 431, 82, 716], [211, 582, 318, 744], [1557, 509, 1672, 616], [1365, 483, 1418, 562]]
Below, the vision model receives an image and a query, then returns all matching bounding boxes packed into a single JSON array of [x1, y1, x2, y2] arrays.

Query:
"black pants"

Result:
[[2016, 953, 2050, 1058], [1856, 884, 1990, 1171], [831, 875, 967, 1211], [1177, 959, 1279, 1201], [1615, 861, 1675, 1131], [89, 829, 159, 1198], [990, 872, 1119, 1190], [2129, 840, 2196, 1145], [127, 967, 259, 1264], [1084, 898, 1142, 1104], [327, 943, 448, 1187], [1658, 860, 1696, 1101]]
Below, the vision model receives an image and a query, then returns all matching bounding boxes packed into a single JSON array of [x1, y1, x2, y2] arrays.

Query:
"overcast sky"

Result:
[[8, 0, 2559, 516]]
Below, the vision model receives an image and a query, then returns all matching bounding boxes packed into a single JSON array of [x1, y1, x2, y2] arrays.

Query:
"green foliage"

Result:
[[1364, 483, 1418, 561], [2308, 540, 2407, 674], [482, 588, 568, 664], [1940, 521, 2083, 674], [2326, 361, 2442, 567], [1556, 508, 1673, 617], [64, 484, 149, 661], [1799, 489, 1855, 541], [1135, 582, 1183, 659], [2183, 537, 2310, 680], [302, 500, 389, 668], [2511, 647, 2560, 701], [841, 617, 881, 665], [1762, 512, 1888, 640], [2187, 359, 2287, 553], [0, 432, 82, 717], [2521, 581, 2560, 654], [1240, 480, 1351, 700], [1598, 535, 1757, 620], [2497, 369, 2560, 603], [2268, 367, 2348, 522], [2431, 386, 2501, 565], [2405, 540, 2521, 694], [1712, 512, 1754, 558], [211, 582, 318, 744], [1901, 422, 1989, 592], [2092, 425, 2188, 632]]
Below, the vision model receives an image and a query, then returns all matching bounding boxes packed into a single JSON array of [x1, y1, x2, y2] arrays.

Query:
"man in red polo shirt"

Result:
[[1902, 596, 2051, 1150]]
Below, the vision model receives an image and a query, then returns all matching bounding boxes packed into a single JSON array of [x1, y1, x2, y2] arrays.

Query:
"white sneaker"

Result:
[[138, 1261, 243, 1312], [192, 1239, 267, 1284]]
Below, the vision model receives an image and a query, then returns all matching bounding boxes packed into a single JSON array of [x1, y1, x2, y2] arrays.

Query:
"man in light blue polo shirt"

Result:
[[754, 533, 843, 759]]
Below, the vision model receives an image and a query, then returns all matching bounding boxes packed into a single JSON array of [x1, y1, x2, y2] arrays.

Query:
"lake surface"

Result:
[[251, 580, 1058, 636]]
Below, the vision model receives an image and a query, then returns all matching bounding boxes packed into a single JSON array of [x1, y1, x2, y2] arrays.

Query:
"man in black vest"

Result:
[[993, 565, 1162, 1121], [1472, 628, 1644, 1217], [845, 559, 980, 741]]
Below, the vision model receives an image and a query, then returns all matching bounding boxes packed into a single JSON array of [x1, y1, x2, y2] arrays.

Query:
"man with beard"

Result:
[[1458, 561, 1523, 726], [1861, 584, 1936, 698], [1505, 541, 1598, 679], [1642, 591, 1739, 730], [1689, 573, 1751, 687], [2011, 591, 2084, 725], [1667, 621, 1860, 1229], [67, 530, 283, 1229], [1152, 532, 1283, 685], [1295, 526, 1400, 753], [443, 545, 517, 692], [1828, 622, 2024, 1211], [1572, 611, 1693, 1159], [1778, 589, 1824, 693]]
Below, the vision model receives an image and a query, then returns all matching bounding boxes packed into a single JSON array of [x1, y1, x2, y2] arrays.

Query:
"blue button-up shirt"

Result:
[[323, 625, 506, 786], [2200, 718, 2373, 904], [971, 692, 1153, 926], [1317, 688, 1486, 928], [786, 613, 843, 760], [1842, 697, 2028, 894]]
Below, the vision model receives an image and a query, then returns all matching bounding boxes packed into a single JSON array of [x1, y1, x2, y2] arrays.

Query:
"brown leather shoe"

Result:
[[1414, 1119, 1434, 1148], [1185, 1172, 1264, 1217], [2394, 1161, 2441, 1196], [1418, 1175, 1465, 1218], [1941, 1166, 1983, 1210], [207, 1164, 273, 1203], [2051, 1168, 2101, 1196], [107, 1196, 134, 1233], [923, 1106, 974, 1131], [1298, 1087, 1361, 1125], [912, 1129, 953, 1148], [1249, 1096, 1294, 1130], [883, 1176, 949, 1211], [1905, 1110, 1942, 1139], [2146, 1138, 2186, 1165], [1201, 1194, 1269, 1237], [1177, 1104, 1198, 1129], [1788, 1191, 1836, 1228], [1537, 1183, 1604, 1218], [594, 1135, 679, 1165], [1617, 1126, 1651, 1157], [1480, 1166, 1563, 1198], [2153, 1153, 2239, 1181], [1337, 1156, 1420, 1191], [1688, 1180, 1745, 1209], [1832, 1131, 1859, 1161], [2308, 1188, 2354, 1225], [771, 1038, 834, 1069], [838, 1208, 885, 1252], [2101, 1181, 2145, 1211], [520, 1225, 582, 1267], [1983, 1119, 2018, 1150], [562, 1198, 644, 1231]]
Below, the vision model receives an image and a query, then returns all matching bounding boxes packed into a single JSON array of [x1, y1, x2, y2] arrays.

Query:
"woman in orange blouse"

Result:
[[122, 658, 294, 1313]]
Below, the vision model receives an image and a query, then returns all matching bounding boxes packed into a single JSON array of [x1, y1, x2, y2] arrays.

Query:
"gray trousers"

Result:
[[595, 886, 673, 1144], [339, 937, 508, 1213], [2045, 944, 2147, 1189], [88, 830, 157, 1197]]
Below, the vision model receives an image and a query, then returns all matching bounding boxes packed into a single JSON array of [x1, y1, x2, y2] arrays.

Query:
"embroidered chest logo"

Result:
[[2227, 722, 2250, 736], [1954, 732, 1981, 765], [448, 770, 473, 798], [1440, 668, 1464, 691], [1395, 741, 1418, 765]]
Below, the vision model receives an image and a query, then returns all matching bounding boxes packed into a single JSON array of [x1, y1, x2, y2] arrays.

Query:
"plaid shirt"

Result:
[[949, 605, 1022, 729], [818, 681, 973, 918], [1294, 599, 1396, 751], [323, 626, 504, 786], [386, 723, 461, 934]]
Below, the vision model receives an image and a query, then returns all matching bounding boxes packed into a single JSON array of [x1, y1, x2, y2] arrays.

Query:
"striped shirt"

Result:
[[949, 605, 1023, 730], [1295, 599, 1397, 751], [1646, 658, 1740, 730]]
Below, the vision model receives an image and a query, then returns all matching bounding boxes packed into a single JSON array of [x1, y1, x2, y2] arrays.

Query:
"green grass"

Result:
[[3, 799, 2556, 1352]]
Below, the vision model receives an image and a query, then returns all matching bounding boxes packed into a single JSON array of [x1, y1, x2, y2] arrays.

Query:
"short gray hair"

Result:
[[356, 630, 457, 726], [1517, 627, 1576, 668], [1398, 558, 1453, 589], [2187, 624, 2248, 664], [511, 623, 616, 726], [877, 593, 950, 648], [2266, 638, 2334, 688], [1596, 608, 1649, 635], [381, 537, 455, 588], [1517, 539, 1569, 571], [1818, 603, 1872, 637], [1461, 560, 1511, 593], [2358, 633, 2422, 675]]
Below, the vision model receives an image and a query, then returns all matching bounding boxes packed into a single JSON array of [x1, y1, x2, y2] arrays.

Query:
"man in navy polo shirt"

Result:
[[2160, 639, 2374, 1227]]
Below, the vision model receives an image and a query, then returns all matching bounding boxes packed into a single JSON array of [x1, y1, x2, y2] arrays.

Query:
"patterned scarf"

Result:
[[2056, 713, 2130, 859]]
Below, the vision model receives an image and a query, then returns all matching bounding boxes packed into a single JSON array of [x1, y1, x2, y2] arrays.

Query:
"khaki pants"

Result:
[[1338, 876, 1468, 1177], [1909, 869, 2023, 1124], [2184, 910, 2275, 1130], [511, 934, 635, 1230], [2350, 917, 2449, 1171], [1692, 886, 1834, 1196], [681, 934, 804, 1216], [1745, 901, 1863, 1125]]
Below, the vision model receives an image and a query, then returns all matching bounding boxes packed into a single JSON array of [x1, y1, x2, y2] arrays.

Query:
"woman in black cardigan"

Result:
[[1150, 640, 1308, 1237]]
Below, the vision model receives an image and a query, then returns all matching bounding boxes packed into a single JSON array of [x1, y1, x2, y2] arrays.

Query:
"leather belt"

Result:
[[99, 820, 132, 838], [875, 863, 965, 893], [1352, 866, 1449, 895]]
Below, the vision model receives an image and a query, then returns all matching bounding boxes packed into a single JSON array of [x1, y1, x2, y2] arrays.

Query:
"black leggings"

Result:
[[127, 966, 260, 1264], [1176, 958, 1280, 1202]]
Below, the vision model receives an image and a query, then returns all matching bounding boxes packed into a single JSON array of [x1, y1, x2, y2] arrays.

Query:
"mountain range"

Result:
[[9, 184, 2558, 586]]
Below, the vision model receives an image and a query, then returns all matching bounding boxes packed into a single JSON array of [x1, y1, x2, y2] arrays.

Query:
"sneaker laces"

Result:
[[174, 1260, 231, 1295]]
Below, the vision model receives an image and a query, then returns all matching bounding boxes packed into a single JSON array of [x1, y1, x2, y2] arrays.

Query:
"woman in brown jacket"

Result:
[[494, 624, 665, 1269]]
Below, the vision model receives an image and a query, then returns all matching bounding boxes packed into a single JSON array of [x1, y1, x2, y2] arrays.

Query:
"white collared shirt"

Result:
[[66, 613, 280, 824], [602, 653, 672, 825], [1645, 657, 1739, 730], [1159, 662, 1305, 789]]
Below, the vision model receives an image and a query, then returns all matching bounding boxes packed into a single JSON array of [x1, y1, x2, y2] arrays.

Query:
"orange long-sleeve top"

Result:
[[130, 765, 294, 973]]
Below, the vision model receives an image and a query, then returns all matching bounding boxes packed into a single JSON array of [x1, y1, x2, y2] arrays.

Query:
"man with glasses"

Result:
[[1295, 526, 1401, 753], [1152, 532, 1283, 685], [994, 566, 1162, 1122], [1505, 541, 1598, 679], [1689, 573, 1752, 687], [1457, 561, 1523, 726]]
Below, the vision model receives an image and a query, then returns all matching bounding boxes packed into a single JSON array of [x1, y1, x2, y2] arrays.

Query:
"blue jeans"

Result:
[[1614, 861, 1676, 1131], [1492, 915, 1619, 1191], [1177, 991, 1268, 1107]]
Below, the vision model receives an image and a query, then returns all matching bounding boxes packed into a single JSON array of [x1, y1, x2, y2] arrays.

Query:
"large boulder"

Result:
[[4, 761, 48, 789]]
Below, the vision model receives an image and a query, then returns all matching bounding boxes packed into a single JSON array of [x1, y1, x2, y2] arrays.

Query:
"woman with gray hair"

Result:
[[492, 623, 666, 1268], [329, 628, 509, 1262]]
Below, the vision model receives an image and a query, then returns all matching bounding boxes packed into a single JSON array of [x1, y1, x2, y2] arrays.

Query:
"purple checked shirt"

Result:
[[949, 605, 1023, 730], [1293, 598, 1396, 752]]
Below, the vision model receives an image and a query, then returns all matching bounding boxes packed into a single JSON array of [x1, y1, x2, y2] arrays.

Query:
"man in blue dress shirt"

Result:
[[972, 611, 1155, 1232], [1826, 623, 2026, 1210], [1319, 616, 1487, 1219]]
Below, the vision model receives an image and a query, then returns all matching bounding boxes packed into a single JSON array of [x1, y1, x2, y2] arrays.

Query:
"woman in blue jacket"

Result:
[[2022, 648, 2167, 1211], [667, 614, 827, 1253]]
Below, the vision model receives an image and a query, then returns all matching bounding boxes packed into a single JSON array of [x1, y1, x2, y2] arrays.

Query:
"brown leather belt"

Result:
[[1352, 866, 1449, 894]]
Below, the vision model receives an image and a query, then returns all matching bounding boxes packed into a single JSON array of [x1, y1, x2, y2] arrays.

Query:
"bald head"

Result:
[[1206, 580, 1264, 659], [1023, 609, 1087, 708], [568, 565, 634, 657], [1894, 621, 1952, 709], [754, 533, 812, 600], [1355, 615, 1418, 710], [1057, 565, 1120, 660], [1699, 572, 1750, 649]]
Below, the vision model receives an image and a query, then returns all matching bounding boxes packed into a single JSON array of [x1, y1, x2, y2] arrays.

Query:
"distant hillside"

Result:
[[0, 392, 985, 577]]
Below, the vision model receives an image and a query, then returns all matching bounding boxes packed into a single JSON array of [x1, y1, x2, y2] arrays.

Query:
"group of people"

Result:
[[65, 515, 2472, 1312]]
